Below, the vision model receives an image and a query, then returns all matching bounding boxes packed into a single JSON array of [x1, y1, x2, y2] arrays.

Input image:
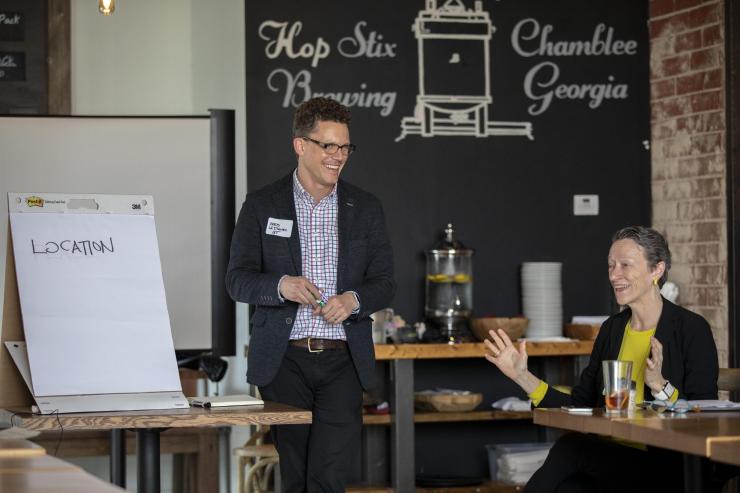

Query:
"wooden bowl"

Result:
[[414, 392, 483, 412], [564, 323, 600, 340], [470, 317, 528, 342]]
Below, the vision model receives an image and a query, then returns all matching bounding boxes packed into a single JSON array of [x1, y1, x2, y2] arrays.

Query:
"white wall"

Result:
[[69, 1, 249, 491], [71, 0, 194, 115], [190, 0, 249, 397], [189, 3, 251, 491]]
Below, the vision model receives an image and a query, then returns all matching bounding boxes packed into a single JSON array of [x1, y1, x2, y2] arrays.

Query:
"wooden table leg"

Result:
[[197, 428, 219, 493]]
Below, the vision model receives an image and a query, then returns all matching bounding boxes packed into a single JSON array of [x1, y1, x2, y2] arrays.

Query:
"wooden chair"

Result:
[[234, 425, 279, 493], [717, 368, 740, 493], [718, 368, 740, 393]]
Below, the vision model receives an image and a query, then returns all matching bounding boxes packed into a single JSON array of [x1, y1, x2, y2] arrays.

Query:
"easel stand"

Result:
[[2, 193, 190, 492]]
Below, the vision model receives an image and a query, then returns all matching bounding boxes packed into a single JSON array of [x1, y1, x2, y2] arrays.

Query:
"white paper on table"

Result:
[[9, 212, 181, 397], [688, 400, 740, 410]]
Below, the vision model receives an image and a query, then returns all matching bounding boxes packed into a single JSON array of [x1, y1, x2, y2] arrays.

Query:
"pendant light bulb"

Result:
[[99, 0, 116, 16]]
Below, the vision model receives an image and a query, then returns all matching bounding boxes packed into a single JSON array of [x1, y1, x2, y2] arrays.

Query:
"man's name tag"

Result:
[[266, 218, 293, 238]]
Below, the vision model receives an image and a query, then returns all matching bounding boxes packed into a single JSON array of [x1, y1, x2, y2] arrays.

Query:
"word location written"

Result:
[[31, 238, 115, 256]]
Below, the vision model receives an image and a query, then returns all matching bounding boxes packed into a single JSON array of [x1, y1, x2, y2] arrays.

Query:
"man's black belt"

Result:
[[289, 337, 348, 352]]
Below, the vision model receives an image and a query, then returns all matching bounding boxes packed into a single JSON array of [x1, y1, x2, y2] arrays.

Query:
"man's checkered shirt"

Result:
[[289, 171, 346, 340]]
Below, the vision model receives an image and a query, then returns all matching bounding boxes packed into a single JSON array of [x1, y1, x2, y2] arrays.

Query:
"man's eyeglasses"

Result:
[[302, 137, 356, 156]]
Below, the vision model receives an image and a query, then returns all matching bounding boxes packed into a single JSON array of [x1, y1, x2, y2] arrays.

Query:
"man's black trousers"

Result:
[[259, 344, 363, 493]]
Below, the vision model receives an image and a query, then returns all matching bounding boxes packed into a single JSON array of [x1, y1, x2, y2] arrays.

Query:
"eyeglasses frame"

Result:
[[301, 136, 356, 156]]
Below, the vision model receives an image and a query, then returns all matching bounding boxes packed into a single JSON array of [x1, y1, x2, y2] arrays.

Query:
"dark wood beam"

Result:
[[727, 0, 739, 369], [47, 0, 70, 114]]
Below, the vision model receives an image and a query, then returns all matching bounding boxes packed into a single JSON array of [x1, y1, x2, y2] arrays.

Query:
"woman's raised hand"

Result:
[[645, 336, 667, 392], [484, 328, 528, 382]]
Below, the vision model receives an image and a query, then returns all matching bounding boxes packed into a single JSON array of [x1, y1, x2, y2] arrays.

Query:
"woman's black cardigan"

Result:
[[538, 298, 718, 408]]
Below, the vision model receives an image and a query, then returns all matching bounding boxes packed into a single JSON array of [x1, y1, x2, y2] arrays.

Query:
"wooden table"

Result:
[[0, 439, 46, 458], [31, 427, 221, 493], [374, 341, 594, 360], [708, 439, 740, 467], [373, 342, 593, 493], [534, 408, 740, 489], [0, 451, 127, 492], [3, 402, 311, 493]]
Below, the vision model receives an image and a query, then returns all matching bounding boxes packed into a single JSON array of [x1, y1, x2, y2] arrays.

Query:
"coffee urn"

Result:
[[424, 224, 475, 343]]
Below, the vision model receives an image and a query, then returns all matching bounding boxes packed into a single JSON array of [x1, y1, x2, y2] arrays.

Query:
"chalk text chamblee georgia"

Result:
[[512, 18, 637, 116], [256, 15, 639, 118]]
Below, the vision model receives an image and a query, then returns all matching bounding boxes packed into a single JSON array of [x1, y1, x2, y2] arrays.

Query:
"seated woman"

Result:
[[485, 226, 719, 493]]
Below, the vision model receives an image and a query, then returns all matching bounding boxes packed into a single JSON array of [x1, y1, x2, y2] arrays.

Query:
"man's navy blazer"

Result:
[[226, 172, 395, 390]]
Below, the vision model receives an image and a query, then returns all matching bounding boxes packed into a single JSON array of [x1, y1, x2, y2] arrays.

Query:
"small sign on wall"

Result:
[[0, 12, 24, 41], [0, 0, 46, 114], [0, 51, 25, 81]]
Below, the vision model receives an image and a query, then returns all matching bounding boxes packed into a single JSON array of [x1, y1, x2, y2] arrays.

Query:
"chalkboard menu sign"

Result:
[[0, 11, 23, 41], [245, 0, 650, 324], [0, 1, 46, 114], [0, 51, 24, 80]]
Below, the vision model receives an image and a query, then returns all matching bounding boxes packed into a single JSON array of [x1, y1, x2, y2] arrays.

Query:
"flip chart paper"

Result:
[[10, 211, 181, 396]]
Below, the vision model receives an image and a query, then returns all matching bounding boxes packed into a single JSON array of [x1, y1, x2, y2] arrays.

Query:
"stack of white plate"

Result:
[[521, 262, 563, 338]]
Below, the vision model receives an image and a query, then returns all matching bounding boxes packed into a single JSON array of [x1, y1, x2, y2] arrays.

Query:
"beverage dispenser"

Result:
[[425, 224, 475, 343]]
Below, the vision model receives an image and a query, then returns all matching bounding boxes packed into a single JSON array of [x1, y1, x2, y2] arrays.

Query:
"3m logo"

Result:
[[131, 203, 142, 210], [26, 196, 44, 207]]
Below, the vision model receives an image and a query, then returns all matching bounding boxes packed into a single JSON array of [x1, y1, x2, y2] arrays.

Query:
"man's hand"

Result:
[[315, 292, 358, 325], [279, 276, 322, 308]]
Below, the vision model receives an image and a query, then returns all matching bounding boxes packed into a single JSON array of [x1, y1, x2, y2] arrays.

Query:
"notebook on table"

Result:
[[188, 394, 264, 408]]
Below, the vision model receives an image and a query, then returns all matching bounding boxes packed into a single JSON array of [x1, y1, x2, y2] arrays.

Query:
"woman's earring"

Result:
[[653, 278, 658, 286]]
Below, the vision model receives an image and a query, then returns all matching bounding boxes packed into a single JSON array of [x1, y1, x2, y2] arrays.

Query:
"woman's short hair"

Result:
[[293, 97, 351, 137], [612, 226, 672, 286]]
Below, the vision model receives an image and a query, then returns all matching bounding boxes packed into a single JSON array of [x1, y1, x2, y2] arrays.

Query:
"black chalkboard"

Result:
[[0, 11, 23, 41], [0, 0, 46, 114], [0, 51, 24, 80], [245, 0, 650, 325]]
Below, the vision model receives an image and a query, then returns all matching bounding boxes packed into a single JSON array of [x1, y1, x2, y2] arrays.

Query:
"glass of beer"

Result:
[[602, 360, 632, 414]]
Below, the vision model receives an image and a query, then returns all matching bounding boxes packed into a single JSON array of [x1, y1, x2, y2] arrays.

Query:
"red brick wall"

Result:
[[649, 0, 727, 365]]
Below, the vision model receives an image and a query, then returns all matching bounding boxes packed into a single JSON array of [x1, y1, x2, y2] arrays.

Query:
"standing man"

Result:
[[226, 97, 395, 492]]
